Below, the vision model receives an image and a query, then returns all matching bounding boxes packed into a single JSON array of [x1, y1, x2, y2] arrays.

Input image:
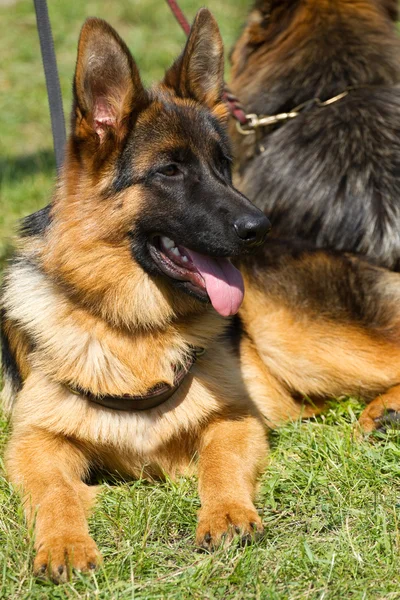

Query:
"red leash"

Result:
[[165, 0, 248, 125], [166, 0, 191, 35]]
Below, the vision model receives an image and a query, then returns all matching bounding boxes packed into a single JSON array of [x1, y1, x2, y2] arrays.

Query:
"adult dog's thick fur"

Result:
[[3, 8, 400, 584], [230, 0, 400, 269]]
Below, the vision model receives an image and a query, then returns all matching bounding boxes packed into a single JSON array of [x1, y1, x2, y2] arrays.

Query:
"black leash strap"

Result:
[[33, 0, 66, 173]]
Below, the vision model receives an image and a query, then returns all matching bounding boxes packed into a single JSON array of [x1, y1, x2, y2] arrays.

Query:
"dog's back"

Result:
[[230, 0, 400, 269]]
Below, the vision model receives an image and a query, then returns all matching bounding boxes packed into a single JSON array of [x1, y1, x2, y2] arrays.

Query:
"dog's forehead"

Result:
[[134, 97, 226, 154]]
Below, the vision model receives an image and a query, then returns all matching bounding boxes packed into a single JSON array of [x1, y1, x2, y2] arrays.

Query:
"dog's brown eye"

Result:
[[160, 164, 180, 177]]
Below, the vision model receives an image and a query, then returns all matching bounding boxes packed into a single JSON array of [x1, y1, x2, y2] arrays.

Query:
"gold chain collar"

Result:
[[236, 87, 366, 136]]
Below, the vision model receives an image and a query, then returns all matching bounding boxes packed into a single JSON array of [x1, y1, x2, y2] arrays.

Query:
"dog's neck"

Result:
[[228, 4, 400, 177], [230, 2, 400, 118]]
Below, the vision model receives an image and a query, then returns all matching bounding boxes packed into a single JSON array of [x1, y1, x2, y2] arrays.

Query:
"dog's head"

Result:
[[230, 0, 399, 82], [43, 10, 270, 325]]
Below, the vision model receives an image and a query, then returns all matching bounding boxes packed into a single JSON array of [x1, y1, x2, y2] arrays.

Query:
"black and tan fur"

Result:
[[230, 0, 400, 269], [3, 8, 400, 584]]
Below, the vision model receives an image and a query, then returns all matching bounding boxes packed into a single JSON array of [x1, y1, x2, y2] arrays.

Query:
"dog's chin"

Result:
[[146, 235, 210, 303]]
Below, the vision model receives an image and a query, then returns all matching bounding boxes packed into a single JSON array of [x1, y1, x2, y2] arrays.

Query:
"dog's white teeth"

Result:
[[162, 236, 175, 250], [160, 236, 187, 260]]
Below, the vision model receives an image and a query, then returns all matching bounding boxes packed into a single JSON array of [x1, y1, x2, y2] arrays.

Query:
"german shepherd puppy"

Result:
[[3, 8, 400, 584], [229, 0, 400, 269]]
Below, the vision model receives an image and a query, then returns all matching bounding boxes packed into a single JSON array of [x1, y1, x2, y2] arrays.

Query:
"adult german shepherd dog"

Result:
[[230, 0, 400, 269], [3, 7, 400, 584]]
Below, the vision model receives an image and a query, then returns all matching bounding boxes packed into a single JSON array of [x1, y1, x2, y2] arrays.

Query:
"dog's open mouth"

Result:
[[148, 236, 244, 317]]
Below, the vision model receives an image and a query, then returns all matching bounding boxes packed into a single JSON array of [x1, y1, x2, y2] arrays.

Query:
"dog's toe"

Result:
[[196, 503, 263, 550], [33, 534, 101, 583]]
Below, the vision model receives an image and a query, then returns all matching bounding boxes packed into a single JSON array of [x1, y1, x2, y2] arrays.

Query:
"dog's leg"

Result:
[[196, 415, 267, 549], [240, 335, 326, 427], [358, 384, 400, 433], [6, 426, 100, 582]]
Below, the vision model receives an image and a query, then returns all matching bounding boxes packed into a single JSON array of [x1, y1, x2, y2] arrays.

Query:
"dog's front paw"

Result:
[[196, 503, 263, 550], [34, 534, 101, 583]]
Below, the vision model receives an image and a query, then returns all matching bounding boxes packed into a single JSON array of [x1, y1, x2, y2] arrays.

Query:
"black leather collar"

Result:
[[66, 346, 204, 411]]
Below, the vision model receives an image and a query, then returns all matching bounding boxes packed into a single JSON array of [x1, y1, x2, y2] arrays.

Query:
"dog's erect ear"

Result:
[[73, 18, 145, 145], [164, 8, 224, 109]]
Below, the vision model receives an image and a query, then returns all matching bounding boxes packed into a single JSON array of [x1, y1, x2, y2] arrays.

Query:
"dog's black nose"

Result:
[[234, 213, 271, 246]]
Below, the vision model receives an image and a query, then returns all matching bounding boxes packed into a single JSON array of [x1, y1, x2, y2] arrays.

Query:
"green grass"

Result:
[[1, 402, 400, 599], [1, 1, 400, 598]]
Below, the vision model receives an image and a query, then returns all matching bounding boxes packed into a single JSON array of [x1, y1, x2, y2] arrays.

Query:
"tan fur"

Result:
[[237, 259, 400, 428], [241, 285, 400, 402], [6, 427, 100, 580], [196, 416, 267, 546], [358, 384, 400, 432]]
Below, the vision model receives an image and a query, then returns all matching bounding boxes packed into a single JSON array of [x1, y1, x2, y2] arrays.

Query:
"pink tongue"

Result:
[[185, 249, 244, 317]]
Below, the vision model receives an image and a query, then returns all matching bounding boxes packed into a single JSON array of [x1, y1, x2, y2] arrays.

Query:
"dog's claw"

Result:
[[240, 533, 253, 546], [33, 535, 101, 582], [196, 503, 264, 550]]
